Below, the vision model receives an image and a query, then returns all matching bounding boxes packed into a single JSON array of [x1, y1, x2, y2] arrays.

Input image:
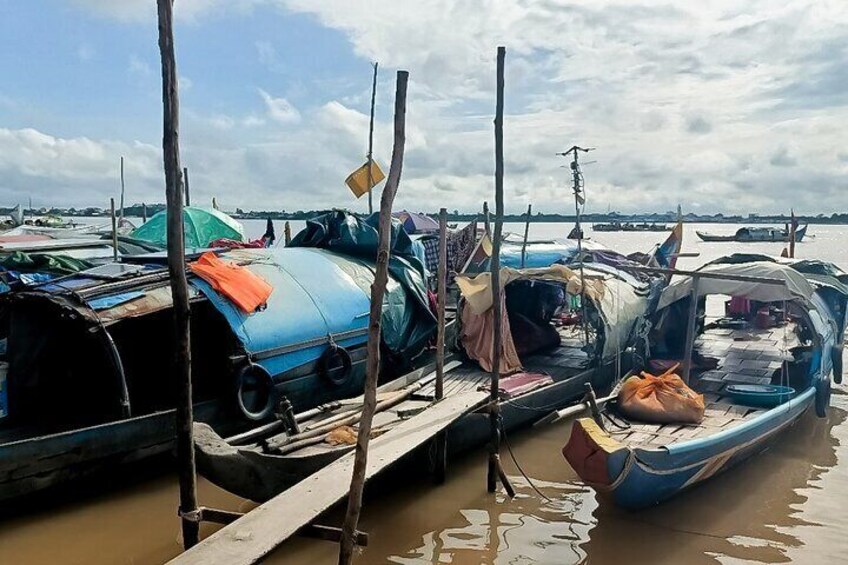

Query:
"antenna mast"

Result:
[[557, 145, 594, 346]]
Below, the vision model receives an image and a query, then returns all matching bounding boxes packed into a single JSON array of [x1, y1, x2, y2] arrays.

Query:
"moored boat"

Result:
[[193, 252, 669, 501], [0, 213, 436, 501], [696, 225, 807, 243], [562, 259, 846, 509]]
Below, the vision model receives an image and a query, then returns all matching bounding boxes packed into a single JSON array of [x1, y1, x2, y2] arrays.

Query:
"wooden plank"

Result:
[[168, 390, 489, 565]]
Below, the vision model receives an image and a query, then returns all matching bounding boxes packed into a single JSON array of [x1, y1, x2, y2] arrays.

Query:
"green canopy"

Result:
[[130, 207, 245, 248]]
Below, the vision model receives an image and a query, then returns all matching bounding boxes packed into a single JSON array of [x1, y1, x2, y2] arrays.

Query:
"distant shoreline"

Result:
[[13, 206, 848, 225]]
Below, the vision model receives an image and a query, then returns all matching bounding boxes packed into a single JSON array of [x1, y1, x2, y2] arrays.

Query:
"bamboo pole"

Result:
[[433, 207, 448, 484], [184, 166, 191, 206], [157, 0, 198, 550], [681, 275, 701, 384], [367, 62, 378, 216], [520, 203, 532, 268], [110, 197, 118, 261], [338, 70, 409, 565], [284, 221, 292, 245], [119, 156, 125, 226], [487, 46, 515, 497]]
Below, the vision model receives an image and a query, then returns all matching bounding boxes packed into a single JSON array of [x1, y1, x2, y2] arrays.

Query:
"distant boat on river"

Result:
[[696, 225, 808, 243], [592, 221, 670, 232]]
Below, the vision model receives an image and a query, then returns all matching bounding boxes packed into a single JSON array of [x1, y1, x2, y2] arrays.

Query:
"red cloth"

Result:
[[190, 252, 273, 313]]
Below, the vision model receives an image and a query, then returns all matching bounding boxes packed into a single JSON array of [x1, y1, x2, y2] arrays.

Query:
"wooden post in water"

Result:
[[367, 62, 378, 216], [487, 46, 515, 498], [142, 202, 147, 223], [183, 166, 191, 206], [433, 207, 448, 484], [110, 197, 118, 262], [681, 275, 701, 385], [482, 200, 491, 235], [157, 0, 198, 550], [789, 210, 796, 259], [338, 70, 409, 565], [520, 203, 532, 268], [284, 221, 292, 245], [119, 156, 125, 226]]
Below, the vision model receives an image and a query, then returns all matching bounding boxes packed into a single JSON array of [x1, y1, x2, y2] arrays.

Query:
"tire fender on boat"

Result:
[[236, 363, 276, 421], [815, 377, 831, 418], [832, 345, 843, 385], [318, 342, 353, 386]]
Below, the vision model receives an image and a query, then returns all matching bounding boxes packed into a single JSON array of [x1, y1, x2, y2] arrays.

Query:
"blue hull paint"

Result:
[[608, 387, 815, 509]]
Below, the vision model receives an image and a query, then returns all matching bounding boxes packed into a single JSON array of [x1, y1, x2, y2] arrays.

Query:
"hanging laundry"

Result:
[[189, 252, 273, 313]]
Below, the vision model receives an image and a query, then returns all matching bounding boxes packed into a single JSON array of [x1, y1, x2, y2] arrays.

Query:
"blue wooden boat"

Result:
[[563, 259, 846, 509], [193, 258, 668, 501], [0, 213, 436, 502]]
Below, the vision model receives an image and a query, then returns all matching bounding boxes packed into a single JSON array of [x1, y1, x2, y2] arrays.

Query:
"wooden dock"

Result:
[[167, 388, 489, 565]]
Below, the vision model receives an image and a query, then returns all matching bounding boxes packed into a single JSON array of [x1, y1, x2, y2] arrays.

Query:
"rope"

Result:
[[499, 418, 553, 502]]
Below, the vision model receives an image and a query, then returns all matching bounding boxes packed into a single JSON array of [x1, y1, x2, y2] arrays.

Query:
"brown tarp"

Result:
[[459, 291, 521, 374]]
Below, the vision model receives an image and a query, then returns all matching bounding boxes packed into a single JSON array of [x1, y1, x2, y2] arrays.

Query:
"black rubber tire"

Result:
[[236, 363, 276, 421], [815, 377, 831, 418], [318, 344, 353, 386]]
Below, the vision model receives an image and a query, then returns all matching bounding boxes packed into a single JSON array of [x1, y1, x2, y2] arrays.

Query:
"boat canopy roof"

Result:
[[658, 261, 818, 310]]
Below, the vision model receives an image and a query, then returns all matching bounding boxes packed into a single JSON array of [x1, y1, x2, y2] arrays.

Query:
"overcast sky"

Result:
[[0, 0, 846, 215]]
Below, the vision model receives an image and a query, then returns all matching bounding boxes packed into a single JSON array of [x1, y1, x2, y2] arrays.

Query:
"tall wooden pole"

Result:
[[488, 46, 506, 494], [520, 203, 532, 268], [110, 197, 118, 262], [367, 62, 378, 216], [789, 210, 796, 259], [183, 166, 191, 206], [338, 70, 409, 565], [433, 207, 449, 484], [284, 221, 292, 245], [142, 202, 148, 223], [157, 0, 198, 550], [482, 200, 491, 235], [119, 156, 125, 226]]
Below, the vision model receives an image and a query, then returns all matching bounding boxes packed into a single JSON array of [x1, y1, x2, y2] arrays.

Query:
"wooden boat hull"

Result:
[[0, 400, 242, 502], [195, 360, 622, 502], [563, 387, 815, 509]]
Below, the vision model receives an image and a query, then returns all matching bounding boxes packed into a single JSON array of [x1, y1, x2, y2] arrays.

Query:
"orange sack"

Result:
[[617, 363, 705, 424], [190, 252, 273, 313]]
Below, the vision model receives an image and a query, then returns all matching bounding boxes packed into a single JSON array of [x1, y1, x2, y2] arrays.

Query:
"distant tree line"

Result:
[[5, 205, 848, 224]]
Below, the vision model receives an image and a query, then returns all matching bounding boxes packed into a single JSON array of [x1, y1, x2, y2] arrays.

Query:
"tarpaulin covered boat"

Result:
[[192, 252, 669, 501], [0, 212, 435, 501], [563, 259, 846, 509]]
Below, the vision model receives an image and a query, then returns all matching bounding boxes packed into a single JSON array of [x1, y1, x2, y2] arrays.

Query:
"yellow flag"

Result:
[[345, 161, 385, 198]]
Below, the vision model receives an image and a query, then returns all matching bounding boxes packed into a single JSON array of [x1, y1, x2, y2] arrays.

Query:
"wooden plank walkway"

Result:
[[168, 389, 490, 565]]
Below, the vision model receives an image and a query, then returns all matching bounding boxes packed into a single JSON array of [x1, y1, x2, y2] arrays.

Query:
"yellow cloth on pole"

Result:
[[345, 161, 385, 198]]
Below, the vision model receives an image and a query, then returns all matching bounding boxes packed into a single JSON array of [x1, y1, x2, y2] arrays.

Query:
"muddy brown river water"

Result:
[[2, 222, 847, 564]]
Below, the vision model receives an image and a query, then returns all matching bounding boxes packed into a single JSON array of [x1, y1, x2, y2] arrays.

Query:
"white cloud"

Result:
[[258, 89, 301, 124]]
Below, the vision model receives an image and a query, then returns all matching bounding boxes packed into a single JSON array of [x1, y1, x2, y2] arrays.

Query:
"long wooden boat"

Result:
[[0, 238, 434, 501], [563, 260, 846, 509], [696, 225, 807, 242], [194, 258, 667, 501]]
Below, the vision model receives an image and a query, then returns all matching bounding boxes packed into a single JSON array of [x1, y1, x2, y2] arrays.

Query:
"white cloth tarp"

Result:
[[657, 261, 817, 310]]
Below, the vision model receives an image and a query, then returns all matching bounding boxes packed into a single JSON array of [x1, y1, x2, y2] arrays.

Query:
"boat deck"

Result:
[[287, 334, 590, 459], [609, 323, 800, 449]]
